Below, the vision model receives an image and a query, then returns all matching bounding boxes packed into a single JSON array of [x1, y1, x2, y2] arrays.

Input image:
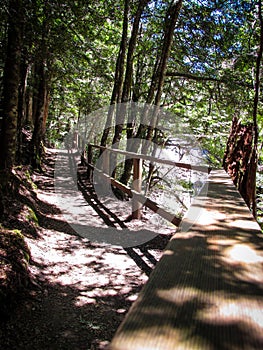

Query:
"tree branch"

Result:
[[165, 71, 253, 88]]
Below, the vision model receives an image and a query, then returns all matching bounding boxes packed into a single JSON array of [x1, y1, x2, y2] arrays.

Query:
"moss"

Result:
[[24, 169, 38, 190], [26, 207, 39, 226]]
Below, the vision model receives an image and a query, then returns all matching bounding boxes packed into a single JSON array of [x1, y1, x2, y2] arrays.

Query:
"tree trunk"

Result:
[[112, 0, 149, 147], [0, 0, 23, 173], [223, 0, 263, 217], [30, 60, 49, 169], [120, 0, 183, 184], [30, 11, 51, 169], [223, 117, 255, 208], [144, 0, 183, 144], [251, 0, 263, 217], [17, 61, 30, 163], [100, 0, 130, 148], [110, 0, 149, 180]]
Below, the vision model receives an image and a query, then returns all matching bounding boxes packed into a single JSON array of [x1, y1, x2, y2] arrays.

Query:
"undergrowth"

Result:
[[0, 166, 39, 321]]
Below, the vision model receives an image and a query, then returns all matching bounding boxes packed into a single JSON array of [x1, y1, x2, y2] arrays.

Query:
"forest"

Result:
[[0, 0, 263, 348]]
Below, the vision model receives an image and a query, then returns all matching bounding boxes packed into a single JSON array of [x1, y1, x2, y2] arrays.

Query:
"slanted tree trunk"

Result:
[[144, 0, 183, 143], [120, 0, 183, 185], [100, 0, 130, 149], [112, 0, 150, 147], [0, 0, 23, 174], [109, 0, 150, 180]]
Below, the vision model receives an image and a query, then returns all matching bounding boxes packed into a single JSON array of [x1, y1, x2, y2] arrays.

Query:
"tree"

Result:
[[0, 0, 24, 175], [119, 0, 183, 185], [223, 0, 263, 216], [30, 6, 51, 169], [100, 0, 130, 149]]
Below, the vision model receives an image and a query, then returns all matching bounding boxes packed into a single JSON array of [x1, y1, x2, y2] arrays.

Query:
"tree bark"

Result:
[[112, 0, 150, 147], [100, 0, 130, 148], [144, 0, 183, 144], [120, 0, 183, 184], [17, 61, 30, 163], [223, 1, 262, 217], [30, 59, 49, 169], [250, 0, 263, 217], [223, 117, 254, 208], [110, 0, 150, 180], [30, 13, 50, 169], [0, 0, 23, 172]]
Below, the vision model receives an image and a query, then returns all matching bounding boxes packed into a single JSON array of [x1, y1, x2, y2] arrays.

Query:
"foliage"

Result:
[[0, 0, 262, 212]]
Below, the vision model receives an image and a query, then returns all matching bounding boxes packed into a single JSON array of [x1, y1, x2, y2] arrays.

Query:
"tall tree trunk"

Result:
[[144, 0, 183, 144], [112, 0, 150, 148], [223, 117, 254, 207], [251, 0, 263, 217], [30, 60, 48, 169], [223, 0, 263, 217], [17, 60, 30, 163], [30, 11, 50, 169], [111, 0, 150, 148], [135, 0, 183, 144], [100, 0, 130, 148], [120, 0, 183, 184], [0, 0, 23, 174]]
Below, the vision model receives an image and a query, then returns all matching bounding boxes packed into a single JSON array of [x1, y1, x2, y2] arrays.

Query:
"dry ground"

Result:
[[0, 149, 174, 350]]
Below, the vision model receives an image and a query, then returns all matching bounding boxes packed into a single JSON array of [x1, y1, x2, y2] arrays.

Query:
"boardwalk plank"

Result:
[[109, 170, 263, 350]]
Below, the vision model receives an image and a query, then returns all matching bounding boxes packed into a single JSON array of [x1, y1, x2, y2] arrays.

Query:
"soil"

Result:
[[0, 149, 175, 350]]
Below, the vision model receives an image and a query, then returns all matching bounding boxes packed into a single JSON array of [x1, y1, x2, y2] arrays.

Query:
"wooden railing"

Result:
[[81, 144, 211, 226]]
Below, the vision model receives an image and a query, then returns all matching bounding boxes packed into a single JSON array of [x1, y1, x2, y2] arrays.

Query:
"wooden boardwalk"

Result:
[[109, 170, 263, 350]]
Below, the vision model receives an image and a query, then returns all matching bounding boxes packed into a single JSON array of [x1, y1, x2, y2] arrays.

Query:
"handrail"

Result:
[[89, 143, 212, 174], [86, 162, 181, 226], [81, 143, 211, 225]]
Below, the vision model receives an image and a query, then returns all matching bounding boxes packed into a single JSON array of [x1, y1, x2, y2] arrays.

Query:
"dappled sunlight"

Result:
[[157, 287, 263, 333], [230, 219, 261, 231], [110, 329, 183, 350], [27, 227, 148, 304], [162, 249, 174, 256], [198, 296, 263, 334], [219, 243, 263, 286], [196, 208, 226, 226], [157, 287, 199, 306], [110, 170, 263, 349], [223, 244, 263, 264]]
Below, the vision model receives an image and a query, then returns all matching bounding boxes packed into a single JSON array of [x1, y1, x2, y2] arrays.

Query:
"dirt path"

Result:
[[0, 149, 174, 350]]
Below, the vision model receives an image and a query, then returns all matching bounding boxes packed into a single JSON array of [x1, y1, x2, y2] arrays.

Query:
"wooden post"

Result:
[[87, 144, 92, 181], [132, 158, 143, 220], [102, 149, 110, 176], [73, 131, 78, 149], [101, 149, 110, 193]]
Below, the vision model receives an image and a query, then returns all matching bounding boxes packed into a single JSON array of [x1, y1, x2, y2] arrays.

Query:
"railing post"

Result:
[[73, 131, 78, 149], [132, 158, 143, 220], [101, 149, 111, 193], [102, 149, 110, 176], [87, 144, 92, 181]]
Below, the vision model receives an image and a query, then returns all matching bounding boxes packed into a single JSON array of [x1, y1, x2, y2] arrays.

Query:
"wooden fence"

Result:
[[81, 144, 211, 226]]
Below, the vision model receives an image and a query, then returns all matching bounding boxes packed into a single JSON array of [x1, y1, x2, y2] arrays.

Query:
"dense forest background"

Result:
[[0, 0, 262, 217], [0, 0, 263, 341]]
